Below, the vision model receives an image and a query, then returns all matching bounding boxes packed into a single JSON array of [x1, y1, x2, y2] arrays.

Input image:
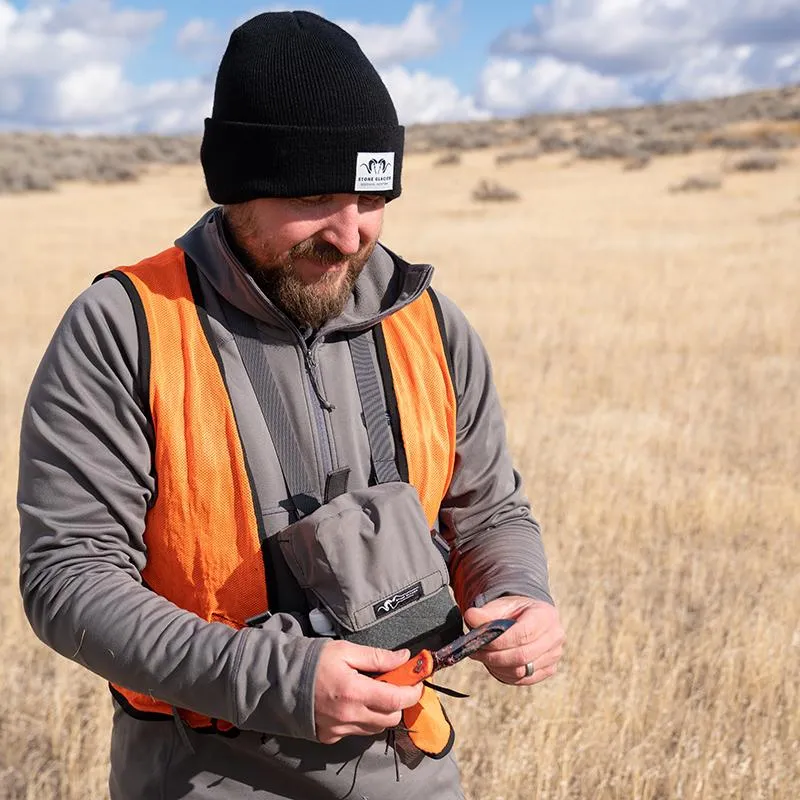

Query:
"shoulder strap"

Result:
[[425, 286, 457, 393], [99, 270, 153, 437], [348, 332, 402, 485], [372, 321, 410, 482], [212, 281, 320, 520]]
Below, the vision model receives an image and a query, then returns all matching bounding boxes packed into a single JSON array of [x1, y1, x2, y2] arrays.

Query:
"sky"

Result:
[[1, 0, 799, 134]]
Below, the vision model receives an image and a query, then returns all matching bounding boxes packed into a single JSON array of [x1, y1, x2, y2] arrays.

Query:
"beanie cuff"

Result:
[[201, 118, 405, 204]]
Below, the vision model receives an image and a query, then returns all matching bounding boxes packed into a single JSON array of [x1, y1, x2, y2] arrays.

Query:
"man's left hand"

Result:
[[463, 596, 565, 686]]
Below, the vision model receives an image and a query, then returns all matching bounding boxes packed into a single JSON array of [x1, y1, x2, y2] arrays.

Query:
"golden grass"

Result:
[[1, 149, 798, 798]]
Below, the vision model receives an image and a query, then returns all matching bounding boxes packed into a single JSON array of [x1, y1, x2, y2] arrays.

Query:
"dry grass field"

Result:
[[0, 146, 798, 798]]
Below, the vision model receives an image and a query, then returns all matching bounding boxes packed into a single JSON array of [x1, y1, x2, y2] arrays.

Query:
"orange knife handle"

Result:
[[377, 650, 434, 686]]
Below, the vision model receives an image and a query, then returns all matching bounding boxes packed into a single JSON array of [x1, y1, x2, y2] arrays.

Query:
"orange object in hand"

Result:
[[377, 649, 435, 686]]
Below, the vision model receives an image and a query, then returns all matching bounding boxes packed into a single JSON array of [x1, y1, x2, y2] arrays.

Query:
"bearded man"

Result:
[[18, 11, 563, 800]]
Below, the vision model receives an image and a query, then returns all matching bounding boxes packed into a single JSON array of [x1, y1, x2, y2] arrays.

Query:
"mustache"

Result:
[[289, 239, 351, 267]]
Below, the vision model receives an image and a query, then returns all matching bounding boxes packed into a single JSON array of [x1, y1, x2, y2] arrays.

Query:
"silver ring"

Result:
[[524, 661, 535, 678]]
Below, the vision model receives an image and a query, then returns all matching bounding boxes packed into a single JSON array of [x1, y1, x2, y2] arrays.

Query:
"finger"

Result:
[[360, 675, 424, 714], [463, 597, 530, 629], [340, 643, 411, 674], [474, 610, 563, 655], [319, 709, 403, 743], [329, 711, 403, 737], [488, 660, 559, 687], [471, 630, 565, 669]]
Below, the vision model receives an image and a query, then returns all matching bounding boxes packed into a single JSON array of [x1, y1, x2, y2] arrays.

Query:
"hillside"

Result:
[[1, 84, 799, 194]]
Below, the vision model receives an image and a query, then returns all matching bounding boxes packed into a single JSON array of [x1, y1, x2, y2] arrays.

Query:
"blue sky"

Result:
[[121, 2, 540, 96], [1, 1, 799, 133]]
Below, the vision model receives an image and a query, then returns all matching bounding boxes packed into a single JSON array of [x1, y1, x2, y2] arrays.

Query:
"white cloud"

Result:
[[486, 0, 800, 113], [380, 66, 489, 124], [479, 56, 637, 114], [0, 0, 162, 78], [0, 0, 210, 132], [339, 3, 446, 67], [657, 45, 756, 102], [49, 60, 211, 133], [493, 0, 696, 75], [176, 18, 218, 51], [44, 0, 164, 38]]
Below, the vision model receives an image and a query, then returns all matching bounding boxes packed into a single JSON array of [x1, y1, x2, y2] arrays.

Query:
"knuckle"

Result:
[[387, 711, 402, 728], [395, 687, 417, 711]]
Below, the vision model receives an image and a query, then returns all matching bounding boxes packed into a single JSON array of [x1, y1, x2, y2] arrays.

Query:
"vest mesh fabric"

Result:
[[111, 249, 265, 729], [381, 291, 457, 526]]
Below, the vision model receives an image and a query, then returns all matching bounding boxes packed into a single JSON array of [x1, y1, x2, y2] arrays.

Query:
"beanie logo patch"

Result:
[[355, 152, 394, 192]]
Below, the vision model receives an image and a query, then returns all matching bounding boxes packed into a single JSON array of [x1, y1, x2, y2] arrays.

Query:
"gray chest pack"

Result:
[[225, 293, 464, 655]]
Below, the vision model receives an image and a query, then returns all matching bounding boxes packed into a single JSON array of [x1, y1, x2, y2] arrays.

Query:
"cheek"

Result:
[[268, 223, 320, 254], [360, 209, 385, 244]]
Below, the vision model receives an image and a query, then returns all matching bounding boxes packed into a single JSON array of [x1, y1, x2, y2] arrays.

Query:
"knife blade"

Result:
[[376, 619, 515, 687]]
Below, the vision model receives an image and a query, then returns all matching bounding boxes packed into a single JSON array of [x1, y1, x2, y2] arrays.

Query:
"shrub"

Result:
[[623, 153, 652, 171], [538, 131, 573, 153], [433, 152, 461, 167], [50, 153, 96, 181], [0, 160, 56, 193], [708, 134, 758, 151], [669, 174, 723, 193], [472, 179, 520, 202], [577, 135, 641, 160], [639, 135, 696, 156], [729, 151, 783, 172], [495, 145, 540, 166]]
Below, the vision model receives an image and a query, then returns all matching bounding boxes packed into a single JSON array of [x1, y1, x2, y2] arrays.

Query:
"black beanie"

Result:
[[201, 11, 404, 204]]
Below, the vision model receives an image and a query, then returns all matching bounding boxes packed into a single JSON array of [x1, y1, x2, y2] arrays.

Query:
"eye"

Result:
[[293, 195, 331, 206], [359, 194, 385, 209]]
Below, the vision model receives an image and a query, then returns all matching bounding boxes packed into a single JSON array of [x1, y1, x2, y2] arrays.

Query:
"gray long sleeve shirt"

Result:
[[18, 208, 551, 799]]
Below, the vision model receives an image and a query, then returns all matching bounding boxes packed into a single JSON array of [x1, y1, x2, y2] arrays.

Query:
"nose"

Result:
[[318, 197, 362, 255]]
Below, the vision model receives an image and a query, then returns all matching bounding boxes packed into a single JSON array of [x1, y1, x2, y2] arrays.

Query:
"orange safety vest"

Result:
[[104, 246, 457, 737]]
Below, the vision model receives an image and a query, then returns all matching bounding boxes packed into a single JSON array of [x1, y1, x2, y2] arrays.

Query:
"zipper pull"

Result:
[[303, 346, 335, 412]]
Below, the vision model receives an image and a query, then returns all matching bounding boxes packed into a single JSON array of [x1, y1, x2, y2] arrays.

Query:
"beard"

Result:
[[224, 209, 377, 330]]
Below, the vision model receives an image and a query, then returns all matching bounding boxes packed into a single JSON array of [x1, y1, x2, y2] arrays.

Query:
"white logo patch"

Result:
[[355, 151, 395, 192]]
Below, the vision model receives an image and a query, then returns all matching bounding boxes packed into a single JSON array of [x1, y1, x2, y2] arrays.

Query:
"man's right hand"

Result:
[[313, 640, 424, 744]]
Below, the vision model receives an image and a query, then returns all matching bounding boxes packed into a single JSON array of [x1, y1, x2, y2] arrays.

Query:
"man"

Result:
[[18, 11, 563, 800]]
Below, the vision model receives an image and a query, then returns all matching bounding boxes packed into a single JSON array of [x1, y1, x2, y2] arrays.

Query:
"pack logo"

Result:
[[373, 582, 423, 618], [355, 151, 394, 192]]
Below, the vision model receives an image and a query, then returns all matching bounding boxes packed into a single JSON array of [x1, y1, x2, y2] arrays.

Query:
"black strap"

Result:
[[348, 332, 401, 485], [222, 300, 319, 519], [101, 271, 153, 442], [425, 287, 457, 393], [324, 466, 351, 503], [372, 322, 409, 482]]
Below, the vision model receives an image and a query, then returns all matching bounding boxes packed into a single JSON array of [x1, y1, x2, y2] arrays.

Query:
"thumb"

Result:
[[464, 596, 527, 629], [341, 643, 411, 674], [463, 604, 495, 629]]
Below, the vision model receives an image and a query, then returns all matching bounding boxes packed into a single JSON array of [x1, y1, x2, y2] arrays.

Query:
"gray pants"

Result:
[[109, 703, 464, 800]]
